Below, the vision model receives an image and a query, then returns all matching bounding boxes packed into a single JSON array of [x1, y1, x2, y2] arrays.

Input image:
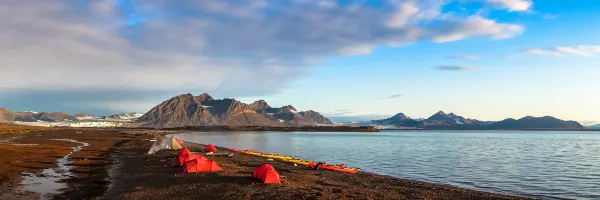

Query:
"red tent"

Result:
[[172, 148, 207, 167], [178, 147, 191, 156], [183, 159, 223, 173], [205, 144, 218, 153], [252, 164, 281, 184]]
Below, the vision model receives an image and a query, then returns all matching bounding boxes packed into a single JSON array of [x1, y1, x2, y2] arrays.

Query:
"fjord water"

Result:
[[175, 130, 600, 199]]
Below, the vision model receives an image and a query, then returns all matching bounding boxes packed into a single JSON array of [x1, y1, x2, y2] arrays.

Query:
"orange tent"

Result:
[[252, 164, 281, 184], [183, 159, 223, 173], [172, 148, 207, 167], [205, 144, 218, 153]]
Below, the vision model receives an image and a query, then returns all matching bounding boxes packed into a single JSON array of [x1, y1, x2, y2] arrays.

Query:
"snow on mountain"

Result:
[[105, 112, 144, 121]]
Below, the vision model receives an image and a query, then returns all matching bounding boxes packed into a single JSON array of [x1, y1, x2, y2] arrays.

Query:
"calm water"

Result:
[[175, 130, 600, 199]]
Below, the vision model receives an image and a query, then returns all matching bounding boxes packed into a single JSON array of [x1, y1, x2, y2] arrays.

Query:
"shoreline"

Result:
[[0, 127, 533, 199]]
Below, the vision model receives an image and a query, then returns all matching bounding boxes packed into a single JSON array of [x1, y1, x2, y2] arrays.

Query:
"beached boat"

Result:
[[229, 148, 360, 174]]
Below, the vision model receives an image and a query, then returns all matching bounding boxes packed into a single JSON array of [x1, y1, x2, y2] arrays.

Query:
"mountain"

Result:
[[371, 111, 582, 130], [15, 111, 38, 122], [587, 124, 600, 129], [33, 112, 79, 122], [136, 93, 332, 128], [371, 113, 418, 126], [421, 111, 485, 126], [490, 116, 584, 130], [104, 113, 143, 121], [12, 111, 79, 122], [0, 108, 17, 123], [74, 113, 95, 120]]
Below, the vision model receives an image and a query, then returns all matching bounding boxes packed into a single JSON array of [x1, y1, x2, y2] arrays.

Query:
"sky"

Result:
[[0, 0, 599, 123]]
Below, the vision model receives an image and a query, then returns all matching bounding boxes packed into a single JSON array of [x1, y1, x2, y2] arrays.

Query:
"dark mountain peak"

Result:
[[136, 93, 332, 128], [521, 116, 535, 120], [195, 93, 214, 103], [249, 100, 271, 112], [447, 112, 458, 118], [492, 116, 583, 129], [428, 111, 450, 120], [34, 112, 79, 122], [372, 112, 418, 126], [391, 112, 411, 120], [281, 105, 297, 111], [299, 110, 333, 124], [74, 113, 94, 117]]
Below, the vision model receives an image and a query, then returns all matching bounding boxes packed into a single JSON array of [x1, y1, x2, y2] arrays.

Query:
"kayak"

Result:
[[282, 158, 315, 166], [308, 162, 360, 174], [320, 165, 360, 174], [228, 148, 244, 152], [227, 148, 360, 174], [258, 154, 293, 160]]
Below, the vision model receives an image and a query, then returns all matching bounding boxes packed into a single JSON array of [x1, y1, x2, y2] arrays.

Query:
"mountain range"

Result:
[[371, 111, 584, 130], [135, 93, 332, 128], [0, 96, 592, 130], [0, 109, 144, 123], [587, 124, 600, 129]]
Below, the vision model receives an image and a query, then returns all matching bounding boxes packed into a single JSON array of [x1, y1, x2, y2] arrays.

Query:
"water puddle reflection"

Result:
[[19, 139, 90, 200]]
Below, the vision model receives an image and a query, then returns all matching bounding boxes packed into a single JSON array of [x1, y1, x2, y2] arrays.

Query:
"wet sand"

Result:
[[0, 127, 533, 200]]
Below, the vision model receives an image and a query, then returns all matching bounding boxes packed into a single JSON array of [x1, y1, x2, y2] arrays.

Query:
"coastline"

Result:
[[0, 127, 532, 200]]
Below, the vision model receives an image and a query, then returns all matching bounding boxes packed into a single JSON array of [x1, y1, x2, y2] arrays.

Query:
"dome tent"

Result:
[[172, 147, 207, 167], [252, 164, 281, 184], [205, 144, 217, 152], [183, 159, 223, 173]]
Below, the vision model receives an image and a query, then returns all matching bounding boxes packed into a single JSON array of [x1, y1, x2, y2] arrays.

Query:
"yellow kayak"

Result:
[[281, 158, 314, 166]]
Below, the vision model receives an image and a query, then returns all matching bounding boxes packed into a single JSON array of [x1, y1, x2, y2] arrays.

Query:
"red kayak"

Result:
[[309, 163, 359, 174], [228, 148, 244, 152]]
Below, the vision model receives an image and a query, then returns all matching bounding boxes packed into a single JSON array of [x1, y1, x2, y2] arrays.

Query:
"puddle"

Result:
[[104, 150, 123, 196], [19, 139, 90, 200]]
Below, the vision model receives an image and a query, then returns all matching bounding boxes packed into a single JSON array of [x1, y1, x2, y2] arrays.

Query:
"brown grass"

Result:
[[0, 124, 51, 134]]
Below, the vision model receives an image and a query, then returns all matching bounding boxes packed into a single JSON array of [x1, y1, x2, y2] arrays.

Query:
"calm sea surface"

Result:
[[175, 130, 600, 199]]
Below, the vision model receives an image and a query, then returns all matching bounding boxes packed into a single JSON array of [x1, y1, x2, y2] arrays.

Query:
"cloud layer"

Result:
[[0, 0, 526, 113], [525, 45, 600, 57], [436, 66, 477, 71], [387, 94, 404, 99]]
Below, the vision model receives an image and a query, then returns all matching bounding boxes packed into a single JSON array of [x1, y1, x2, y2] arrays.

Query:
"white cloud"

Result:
[[446, 55, 479, 60], [433, 16, 524, 42], [386, 2, 420, 28], [0, 0, 524, 112], [485, 0, 532, 12], [339, 45, 373, 56], [525, 45, 600, 57]]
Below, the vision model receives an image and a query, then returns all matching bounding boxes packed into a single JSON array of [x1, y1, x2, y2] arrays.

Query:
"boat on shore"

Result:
[[228, 148, 360, 174]]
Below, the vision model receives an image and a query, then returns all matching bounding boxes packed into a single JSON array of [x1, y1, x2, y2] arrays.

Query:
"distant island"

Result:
[[0, 94, 596, 131], [367, 111, 586, 130]]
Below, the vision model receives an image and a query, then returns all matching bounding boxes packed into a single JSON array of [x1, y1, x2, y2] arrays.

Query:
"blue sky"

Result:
[[0, 0, 599, 123]]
